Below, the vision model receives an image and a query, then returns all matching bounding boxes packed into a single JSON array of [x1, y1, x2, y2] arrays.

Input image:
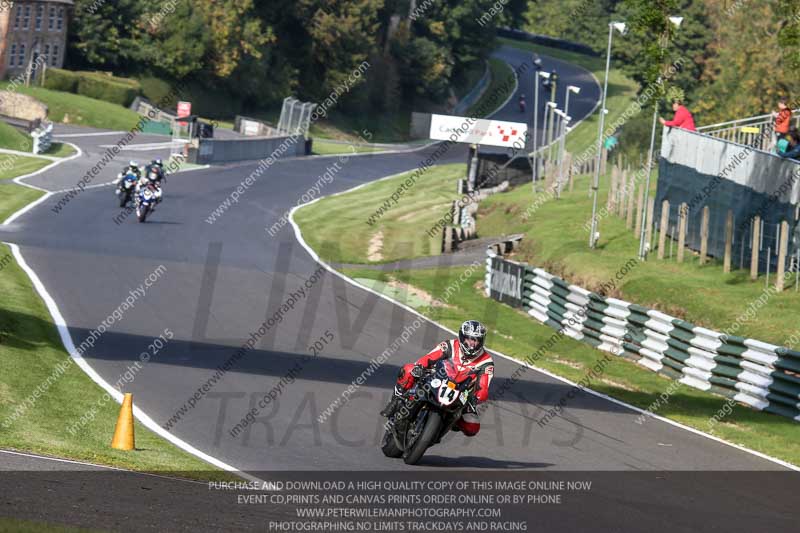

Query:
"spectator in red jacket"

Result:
[[659, 99, 696, 131], [773, 97, 792, 143]]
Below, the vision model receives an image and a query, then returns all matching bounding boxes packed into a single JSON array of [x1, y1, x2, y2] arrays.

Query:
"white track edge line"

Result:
[[2, 146, 260, 483], [288, 178, 800, 473]]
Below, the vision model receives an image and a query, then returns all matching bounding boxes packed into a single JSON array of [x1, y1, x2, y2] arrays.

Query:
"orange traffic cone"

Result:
[[111, 393, 135, 451]]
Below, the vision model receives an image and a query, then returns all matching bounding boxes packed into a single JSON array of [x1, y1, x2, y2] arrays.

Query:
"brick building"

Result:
[[0, 1, 73, 80]]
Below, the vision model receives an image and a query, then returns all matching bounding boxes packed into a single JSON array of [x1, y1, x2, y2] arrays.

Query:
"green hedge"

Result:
[[43, 69, 140, 107]]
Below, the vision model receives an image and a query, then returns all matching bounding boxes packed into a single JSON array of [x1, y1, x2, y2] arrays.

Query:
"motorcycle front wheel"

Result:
[[403, 410, 441, 465], [380, 428, 403, 458], [137, 206, 149, 223]]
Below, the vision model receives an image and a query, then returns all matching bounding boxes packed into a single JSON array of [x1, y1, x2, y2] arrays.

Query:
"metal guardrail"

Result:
[[697, 109, 800, 152], [486, 246, 800, 422]]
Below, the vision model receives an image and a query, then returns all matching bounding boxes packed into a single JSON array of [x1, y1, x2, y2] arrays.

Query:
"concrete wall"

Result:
[[189, 134, 307, 165]]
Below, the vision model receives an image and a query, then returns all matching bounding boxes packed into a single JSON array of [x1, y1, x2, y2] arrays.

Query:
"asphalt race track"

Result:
[[2, 51, 798, 532]]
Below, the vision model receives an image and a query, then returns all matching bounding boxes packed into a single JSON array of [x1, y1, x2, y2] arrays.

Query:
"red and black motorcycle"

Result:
[[381, 358, 479, 465]]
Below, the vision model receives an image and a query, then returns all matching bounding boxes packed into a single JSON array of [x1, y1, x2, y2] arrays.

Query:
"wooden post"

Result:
[[750, 216, 761, 280], [677, 203, 687, 263], [723, 209, 733, 273], [777, 220, 789, 291], [607, 167, 617, 209], [626, 181, 636, 229], [567, 153, 575, 192], [658, 200, 669, 260], [634, 185, 645, 236], [699, 206, 710, 265], [645, 197, 655, 252], [601, 146, 608, 175]]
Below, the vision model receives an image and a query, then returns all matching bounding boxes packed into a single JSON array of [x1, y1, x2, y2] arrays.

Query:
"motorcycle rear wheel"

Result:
[[403, 411, 441, 465]]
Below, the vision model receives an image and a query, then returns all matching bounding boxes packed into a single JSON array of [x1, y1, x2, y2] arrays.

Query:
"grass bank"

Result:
[[0, 83, 141, 131], [293, 163, 466, 263]]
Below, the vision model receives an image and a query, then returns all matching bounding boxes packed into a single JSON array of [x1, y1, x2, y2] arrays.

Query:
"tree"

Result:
[[67, 0, 144, 68]]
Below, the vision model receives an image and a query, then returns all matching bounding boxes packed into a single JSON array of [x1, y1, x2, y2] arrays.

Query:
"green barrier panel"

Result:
[[767, 379, 800, 400], [709, 375, 738, 389], [772, 369, 800, 387], [709, 363, 741, 380], [775, 356, 800, 374], [140, 120, 172, 136]]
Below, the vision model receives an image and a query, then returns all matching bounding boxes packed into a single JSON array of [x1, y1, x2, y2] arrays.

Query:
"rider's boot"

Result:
[[380, 386, 405, 417]]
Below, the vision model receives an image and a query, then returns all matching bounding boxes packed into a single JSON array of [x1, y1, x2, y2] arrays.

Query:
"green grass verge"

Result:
[[43, 142, 77, 158], [465, 57, 515, 118], [0, 121, 33, 152], [311, 138, 384, 156], [293, 163, 466, 263], [0, 83, 141, 131], [0, 155, 52, 222], [498, 38, 639, 155], [0, 170, 233, 480], [294, 173, 800, 466]]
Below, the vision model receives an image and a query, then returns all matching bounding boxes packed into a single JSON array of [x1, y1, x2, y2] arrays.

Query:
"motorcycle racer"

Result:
[[382, 320, 494, 437]]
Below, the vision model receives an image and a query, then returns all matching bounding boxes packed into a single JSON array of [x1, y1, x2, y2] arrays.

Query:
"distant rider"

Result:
[[114, 160, 141, 185], [145, 158, 167, 185], [381, 320, 494, 437]]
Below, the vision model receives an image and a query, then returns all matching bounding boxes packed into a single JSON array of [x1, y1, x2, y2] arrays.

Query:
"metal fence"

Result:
[[276, 97, 316, 137], [697, 109, 800, 152]]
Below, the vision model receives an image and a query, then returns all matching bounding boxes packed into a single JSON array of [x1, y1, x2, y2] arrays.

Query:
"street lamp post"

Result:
[[554, 109, 571, 196], [589, 21, 626, 249], [557, 85, 581, 195], [546, 70, 559, 163], [531, 58, 546, 190], [638, 16, 683, 260]]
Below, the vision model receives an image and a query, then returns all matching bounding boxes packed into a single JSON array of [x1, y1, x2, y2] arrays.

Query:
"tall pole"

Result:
[[547, 75, 558, 161], [638, 104, 659, 259], [638, 17, 681, 259], [558, 113, 570, 196], [589, 24, 615, 248], [532, 70, 540, 190]]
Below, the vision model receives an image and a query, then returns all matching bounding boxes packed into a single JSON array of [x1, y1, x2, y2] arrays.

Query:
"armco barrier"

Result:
[[188, 134, 306, 165], [486, 245, 800, 422]]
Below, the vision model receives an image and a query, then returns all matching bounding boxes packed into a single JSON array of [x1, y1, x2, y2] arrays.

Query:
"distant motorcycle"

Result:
[[136, 184, 157, 223], [518, 96, 527, 113], [381, 358, 479, 465], [115, 171, 138, 208]]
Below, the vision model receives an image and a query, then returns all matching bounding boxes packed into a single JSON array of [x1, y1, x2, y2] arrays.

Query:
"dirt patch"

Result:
[[397, 203, 450, 222], [552, 358, 584, 370], [368, 231, 384, 262], [601, 378, 639, 392], [387, 278, 454, 308]]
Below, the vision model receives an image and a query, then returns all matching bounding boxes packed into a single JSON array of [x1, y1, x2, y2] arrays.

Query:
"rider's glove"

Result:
[[410, 365, 425, 379]]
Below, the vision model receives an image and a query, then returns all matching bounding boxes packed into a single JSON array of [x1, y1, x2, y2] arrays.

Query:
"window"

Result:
[[35, 4, 43, 31], [56, 7, 64, 31], [17, 44, 26, 69], [23, 5, 30, 30], [51, 44, 59, 66], [43, 44, 50, 65], [9, 44, 17, 67], [14, 6, 22, 30], [49, 7, 55, 30]]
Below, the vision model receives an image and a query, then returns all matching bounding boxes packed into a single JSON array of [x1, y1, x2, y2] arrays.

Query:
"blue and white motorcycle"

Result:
[[135, 183, 158, 223], [115, 171, 138, 208]]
